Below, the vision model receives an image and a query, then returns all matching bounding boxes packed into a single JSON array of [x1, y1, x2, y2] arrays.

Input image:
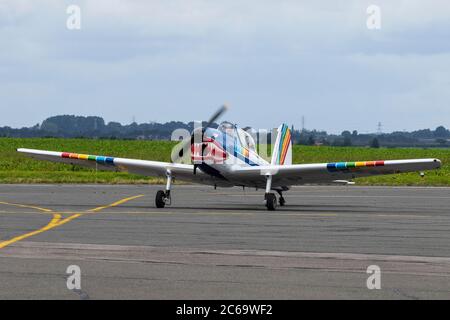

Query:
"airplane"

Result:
[[17, 106, 442, 210]]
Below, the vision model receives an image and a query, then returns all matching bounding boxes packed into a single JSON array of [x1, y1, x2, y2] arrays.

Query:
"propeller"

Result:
[[172, 104, 228, 169], [203, 104, 228, 131]]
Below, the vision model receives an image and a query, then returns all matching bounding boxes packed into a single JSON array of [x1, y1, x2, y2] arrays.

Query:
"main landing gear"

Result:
[[277, 190, 286, 207], [265, 193, 277, 211], [264, 175, 286, 211], [264, 191, 286, 211], [155, 170, 172, 208]]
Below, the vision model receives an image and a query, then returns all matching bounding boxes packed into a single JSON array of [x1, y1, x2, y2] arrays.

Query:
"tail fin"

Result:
[[271, 124, 292, 165]]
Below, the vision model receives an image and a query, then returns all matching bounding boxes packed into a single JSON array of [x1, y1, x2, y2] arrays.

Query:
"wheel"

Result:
[[155, 190, 166, 208], [265, 193, 277, 211], [279, 196, 286, 206]]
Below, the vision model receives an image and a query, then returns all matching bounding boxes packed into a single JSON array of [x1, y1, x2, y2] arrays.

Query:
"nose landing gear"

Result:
[[155, 190, 170, 208]]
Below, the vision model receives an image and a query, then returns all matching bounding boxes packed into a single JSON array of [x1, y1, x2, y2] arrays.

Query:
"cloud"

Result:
[[0, 0, 449, 132]]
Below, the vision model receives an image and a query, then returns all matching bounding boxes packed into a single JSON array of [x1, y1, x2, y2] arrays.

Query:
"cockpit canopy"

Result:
[[216, 122, 256, 151], [217, 121, 235, 132]]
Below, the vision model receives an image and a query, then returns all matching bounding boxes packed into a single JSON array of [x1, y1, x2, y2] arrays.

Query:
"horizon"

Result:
[[1, 113, 448, 135]]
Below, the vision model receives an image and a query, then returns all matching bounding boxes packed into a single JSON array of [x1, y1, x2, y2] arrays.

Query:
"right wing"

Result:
[[230, 158, 442, 188]]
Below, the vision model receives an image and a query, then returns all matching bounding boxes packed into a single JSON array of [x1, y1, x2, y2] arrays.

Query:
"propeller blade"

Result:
[[203, 104, 228, 130], [172, 104, 229, 164]]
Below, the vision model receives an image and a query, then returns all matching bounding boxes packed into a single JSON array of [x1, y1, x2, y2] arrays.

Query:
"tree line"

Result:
[[0, 115, 449, 148]]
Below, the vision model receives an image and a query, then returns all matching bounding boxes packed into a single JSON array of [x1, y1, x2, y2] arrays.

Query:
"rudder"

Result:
[[271, 124, 292, 165]]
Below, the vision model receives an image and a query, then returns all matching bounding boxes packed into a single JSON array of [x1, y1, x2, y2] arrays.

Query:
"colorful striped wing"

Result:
[[16, 148, 195, 179], [232, 158, 442, 187]]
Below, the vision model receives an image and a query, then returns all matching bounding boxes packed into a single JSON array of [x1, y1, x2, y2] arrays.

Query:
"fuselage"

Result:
[[190, 126, 269, 187]]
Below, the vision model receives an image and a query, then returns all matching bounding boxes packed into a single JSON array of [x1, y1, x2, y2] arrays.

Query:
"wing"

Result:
[[16, 148, 219, 185], [229, 158, 442, 188]]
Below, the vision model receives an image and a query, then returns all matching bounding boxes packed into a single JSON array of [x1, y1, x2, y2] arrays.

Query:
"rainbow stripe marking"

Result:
[[233, 144, 258, 166], [61, 152, 115, 166], [277, 124, 292, 165], [327, 160, 385, 172]]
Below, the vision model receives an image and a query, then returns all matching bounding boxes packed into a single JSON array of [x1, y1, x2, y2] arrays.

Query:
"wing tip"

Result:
[[434, 158, 442, 168]]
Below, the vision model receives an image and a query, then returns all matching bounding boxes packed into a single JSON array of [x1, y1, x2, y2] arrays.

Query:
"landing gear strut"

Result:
[[155, 170, 172, 208], [264, 174, 277, 211]]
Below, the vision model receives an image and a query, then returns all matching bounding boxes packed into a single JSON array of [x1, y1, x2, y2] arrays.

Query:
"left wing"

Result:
[[229, 158, 442, 188], [16, 148, 220, 185]]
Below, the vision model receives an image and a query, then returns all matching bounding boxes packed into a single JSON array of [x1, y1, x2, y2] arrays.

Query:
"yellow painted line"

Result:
[[86, 195, 144, 212], [56, 213, 84, 225], [0, 211, 53, 214], [0, 213, 62, 249], [0, 201, 53, 213], [0, 194, 144, 249]]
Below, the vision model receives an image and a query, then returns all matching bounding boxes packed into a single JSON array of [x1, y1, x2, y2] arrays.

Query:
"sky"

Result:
[[0, 0, 449, 134]]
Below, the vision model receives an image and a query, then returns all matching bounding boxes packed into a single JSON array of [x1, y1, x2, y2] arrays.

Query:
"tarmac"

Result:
[[0, 184, 449, 299]]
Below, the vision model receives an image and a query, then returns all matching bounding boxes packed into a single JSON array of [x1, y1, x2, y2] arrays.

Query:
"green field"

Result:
[[0, 138, 448, 185]]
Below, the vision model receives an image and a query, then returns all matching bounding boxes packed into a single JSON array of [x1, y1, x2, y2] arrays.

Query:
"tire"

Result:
[[266, 193, 277, 211], [155, 190, 166, 208]]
